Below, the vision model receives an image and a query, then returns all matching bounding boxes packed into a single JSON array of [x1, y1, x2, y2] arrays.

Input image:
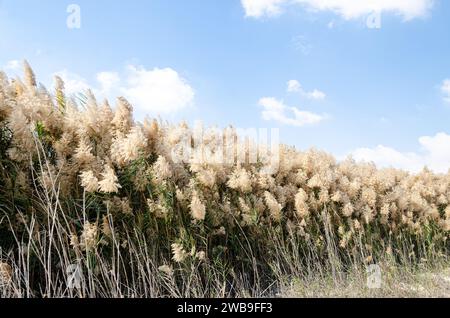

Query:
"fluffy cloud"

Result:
[[96, 71, 120, 96], [242, 0, 434, 20], [287, 79, 326, 100], [53, 65, 195, 115], [351, 132, 450, 173], [259, 97, 325, 126], [441, 79, 450, 104], [121, 65, 194, 114]]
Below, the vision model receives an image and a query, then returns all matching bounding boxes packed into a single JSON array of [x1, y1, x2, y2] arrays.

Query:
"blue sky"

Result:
[[1, 0, 450, 172]]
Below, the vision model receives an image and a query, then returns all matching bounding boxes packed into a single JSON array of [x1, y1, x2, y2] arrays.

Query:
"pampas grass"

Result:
[[0, 61, 448, 298]]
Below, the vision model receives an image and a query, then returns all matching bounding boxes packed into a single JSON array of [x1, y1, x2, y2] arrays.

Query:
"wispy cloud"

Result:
[[2, 60, 22, 76], [291, 35, 313, 55], [241, 0, 286, 18], [242, 0, 434, 20], [441, 79, 450, 104], [287, 79, 326, 100], [259, 97, 325, 127]]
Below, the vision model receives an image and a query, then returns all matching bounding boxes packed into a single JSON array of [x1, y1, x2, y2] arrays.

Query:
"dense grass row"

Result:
[[0, 61, 448, 297]]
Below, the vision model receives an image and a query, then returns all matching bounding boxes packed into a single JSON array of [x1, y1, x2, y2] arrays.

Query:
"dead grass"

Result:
[[279, 263, 450, 298]]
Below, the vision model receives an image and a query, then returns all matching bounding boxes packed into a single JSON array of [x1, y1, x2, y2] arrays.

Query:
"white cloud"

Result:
[[287, 79, 302, 92], [351, 132, 450, 173], [96, 71, 120, 96], [287, 79, 326, 100], [242, 0, 434, 20], [121, 65, 194, 114], [53, 70, 119, 98], [259, 97, 325, 126], [242, 0, 286, 18], [351, 146, 423, 172], [53, 70, 90, 95], [441, 79, 450, 104], [305, 89, 326, 100], [5, 60, 21, 72], [2, 60, 23, 77], [52, 65, 195, 115]]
